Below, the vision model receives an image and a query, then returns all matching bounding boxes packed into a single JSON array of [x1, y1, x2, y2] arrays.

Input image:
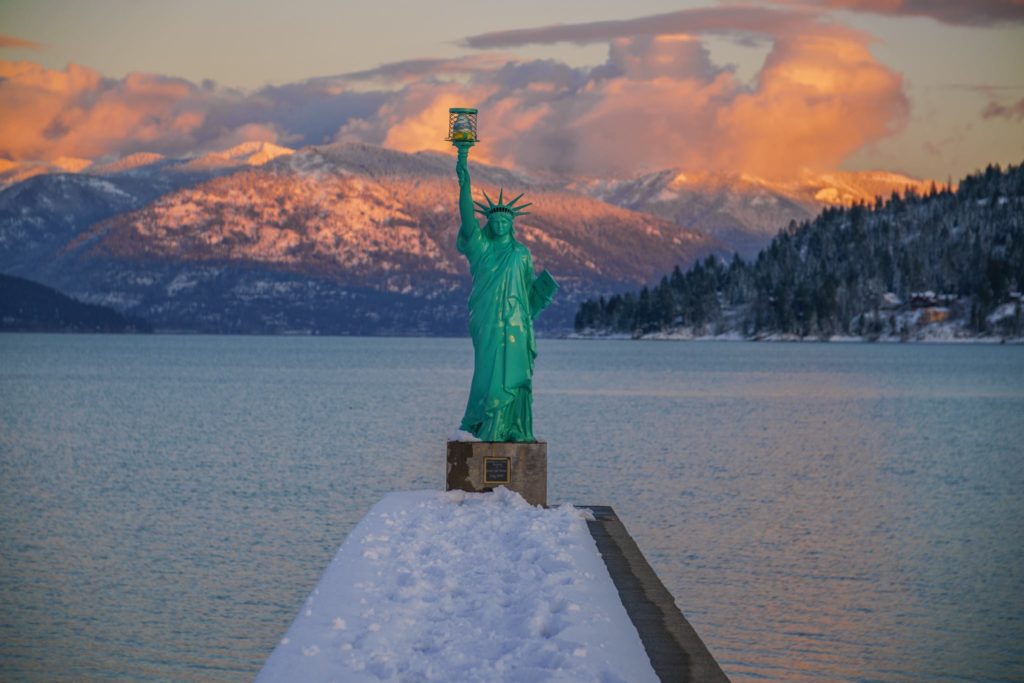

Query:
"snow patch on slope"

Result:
[[184, 141, 294, 170], [88, 152, 167, 175]]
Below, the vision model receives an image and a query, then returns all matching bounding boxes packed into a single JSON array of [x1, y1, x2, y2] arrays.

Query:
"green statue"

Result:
[[454, 140, 558, 442]]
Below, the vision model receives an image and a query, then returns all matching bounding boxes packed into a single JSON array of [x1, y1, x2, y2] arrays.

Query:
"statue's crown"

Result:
[[474, 188, 532, 218]]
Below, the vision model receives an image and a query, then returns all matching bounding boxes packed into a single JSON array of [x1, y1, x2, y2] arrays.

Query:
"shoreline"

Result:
[[564, 331, 1024, 344], [2, 329, 1022, 344]]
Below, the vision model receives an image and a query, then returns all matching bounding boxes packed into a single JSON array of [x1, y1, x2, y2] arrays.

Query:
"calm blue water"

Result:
[[1, 335, 1022, 682]]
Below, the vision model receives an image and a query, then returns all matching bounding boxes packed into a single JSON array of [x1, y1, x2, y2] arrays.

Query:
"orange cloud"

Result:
[[379, 84, 498, 160], [0, 61, 215, 160], [336, 84, 454, 154], [335, 10, 908, 179], [717, 31, 908, 176], [335, 81, 525, 167], [0, 34, 41, 49], [0, 60, 380, 163]]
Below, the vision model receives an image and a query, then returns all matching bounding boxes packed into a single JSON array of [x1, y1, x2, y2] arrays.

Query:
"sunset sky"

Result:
[[1, 0, 1022, 181]]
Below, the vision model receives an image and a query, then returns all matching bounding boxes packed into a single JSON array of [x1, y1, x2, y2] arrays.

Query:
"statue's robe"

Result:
[[457, 224, 555, 442]]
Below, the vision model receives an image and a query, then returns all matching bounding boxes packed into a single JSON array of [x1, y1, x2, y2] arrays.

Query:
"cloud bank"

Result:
[[982, 97, 1024, 121], [0, 5, 912, 179], [462, 6, 814, 49], [0, 60, 385, 163], [775, 0, 1024, 27], [357, 7, 909, 178]]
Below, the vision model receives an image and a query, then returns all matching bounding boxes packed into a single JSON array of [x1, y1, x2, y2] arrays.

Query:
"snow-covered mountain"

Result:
[[69, 145, 716, 290], [780, 169, 936, 207], [0, 143, 304, 276], [572, 168, 934, 258], [0, 173, 176, 274], [181, 141, 294, 171], [1, 140, 938, 334], [0, 142, 295, 189], [87, 152, 168, 175], [0, 156, 93, 188], [2, 143, 722, 334]]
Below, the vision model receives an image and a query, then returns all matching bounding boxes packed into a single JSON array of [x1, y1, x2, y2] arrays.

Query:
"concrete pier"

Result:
[[583, 505, 730, 683]]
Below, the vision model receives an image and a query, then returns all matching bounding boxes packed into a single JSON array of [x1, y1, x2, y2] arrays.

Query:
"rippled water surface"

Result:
[[1, 335, 1022, 682]]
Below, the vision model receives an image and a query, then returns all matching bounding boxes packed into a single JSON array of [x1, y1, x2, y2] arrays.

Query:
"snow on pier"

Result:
[[256, 489, 658, 682]]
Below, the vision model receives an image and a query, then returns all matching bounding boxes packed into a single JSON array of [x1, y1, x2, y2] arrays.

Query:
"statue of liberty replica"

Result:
[[448, 108, 558, 443]]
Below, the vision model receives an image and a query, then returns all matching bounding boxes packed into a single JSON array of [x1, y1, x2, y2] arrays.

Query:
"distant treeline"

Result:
[[575, 162, 1024, 338], [0, 273, 152, 333]]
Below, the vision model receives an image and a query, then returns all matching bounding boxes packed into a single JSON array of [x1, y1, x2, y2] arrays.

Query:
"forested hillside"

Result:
[[0, 274, 152, 333], [575, 163, 1024, 341]]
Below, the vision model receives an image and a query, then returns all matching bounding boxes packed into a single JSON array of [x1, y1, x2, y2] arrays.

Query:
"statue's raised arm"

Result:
[[455, 142, 478, 247]]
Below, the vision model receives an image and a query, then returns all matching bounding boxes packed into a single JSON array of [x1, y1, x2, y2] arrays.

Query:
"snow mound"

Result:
[[256, 489, 656, 683], [448, 429, 481, 442]]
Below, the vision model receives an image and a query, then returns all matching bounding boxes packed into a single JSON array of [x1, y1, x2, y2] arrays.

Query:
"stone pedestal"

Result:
[[446, 441, 547, 507]]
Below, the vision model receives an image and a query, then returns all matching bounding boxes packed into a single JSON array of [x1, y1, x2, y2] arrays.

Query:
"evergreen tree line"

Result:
[[575, 162, 1024, 338]]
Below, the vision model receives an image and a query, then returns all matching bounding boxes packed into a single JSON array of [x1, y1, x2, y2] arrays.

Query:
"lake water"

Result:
[[1, 335, 1022, 682]]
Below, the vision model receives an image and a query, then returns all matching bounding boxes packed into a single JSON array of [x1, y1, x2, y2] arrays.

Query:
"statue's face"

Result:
[[488, 213, 513, 238]]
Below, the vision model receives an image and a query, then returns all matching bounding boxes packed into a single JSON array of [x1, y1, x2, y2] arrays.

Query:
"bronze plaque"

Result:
[[483, 456, 511, 485]]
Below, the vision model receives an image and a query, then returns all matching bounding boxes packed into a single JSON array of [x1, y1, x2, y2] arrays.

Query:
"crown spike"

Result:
[[481, 189, 495, 208], [498, 188, 504, 205], [506, 192, 525, 207]]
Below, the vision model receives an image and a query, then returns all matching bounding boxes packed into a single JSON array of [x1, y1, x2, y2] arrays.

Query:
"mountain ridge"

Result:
[[0, 142, 943, 335], [2, 144, 723, 334], [570, 167, 935, 259]]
